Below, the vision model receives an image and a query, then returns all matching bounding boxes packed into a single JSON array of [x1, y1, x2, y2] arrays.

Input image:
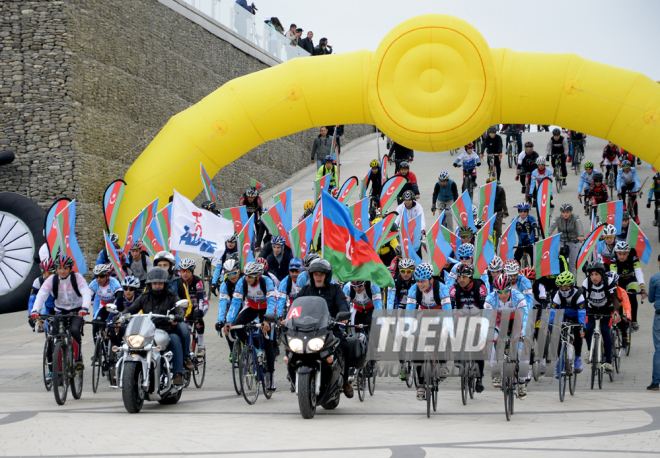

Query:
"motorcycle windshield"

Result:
[[125, 314, 155, 339], [286, 296, 330, 332]]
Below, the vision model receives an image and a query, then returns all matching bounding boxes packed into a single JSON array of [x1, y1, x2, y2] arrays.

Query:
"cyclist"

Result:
[[547, 204, 585, 275], [223, 261, 278, 391], [201, 200, 219, 216], [578, 161, 596, 215], [516, 142, 538, 195], [266, 236, 293, 282], [485, 177, 509, 246], [126, 241, 152, 289], [549, 271, 586, 376], [389, 141, 414, 173], [107, 275, 142, 347], [210, 236, 238, 296], [274, 258, 303, 318], [609, 241, 647, 331], [394, 191, 426, 254], [485, 273, 528, 399], [453, 143, 481, 192], [607, 271, 632, 349], [388, 245, 403, 278], [596, 224, 618, 267], [316, 155, 339, 190], [647, 172, 660, 226], [431, 171, 459, 231], [240, 187, 267, 247], [583, 262, 621, 374], [521, 267, 547, 310], [394, 161, 420, 203], [585, 172, 610, 211], [449, 263, 489, 393], [486, 256, 504, 293], [215, 259, 242, 356], [446, 243, 489, 289], [617, 160, 641, 224], [364, 159, 383, 205], [456, 225, 475, 246], [504, 260, 533, 310], [30, 255, 92, 371], [387, 258, 416, 309], [482, 126, 503, 183], [299, 200, 315, 224], [546, 128, 568, 186], [343, 280, 383, 325], [178, 258, 209, 357], [95, 233, 120, 266], [528, 157, 553, 205], [601, 141, 621, 182], [89, 263, 123, 338], [617, 211, 631, 242], [28, 258, 56, 333], [568, 130, 586, 168], [501, 124, 523, 154], [513, 202, 537, 265]]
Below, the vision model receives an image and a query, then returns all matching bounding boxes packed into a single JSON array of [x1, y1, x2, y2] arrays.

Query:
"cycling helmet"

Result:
[[622, 160, 631, 169], [606, 271, 619, 285], [458, 226, 474, 238], [178, 258, 196, 272], [465, 142, 475, 149], [399, 258, 416, 270], [559, 203, 573, 212], [555, 271, 575, 287], [503, 260, 520, 276], [413, 263, 433, 281], [402, 190, 414, 200], [324, 155, 334, 163], [369, 159, 379, 168], [371, 216, 382, 227], [592, 172, 603, 182], [438, 171, 450, 181], [654, 172, 660, 181], [227, 233, 238, 244], [201, 200, 216, 211], [602, 224, 617, 237], [146, 266, 169, 284], [289, 258, 303, 271], [131, 240, 144, 250], [244, 261, 264, 276], [271, 235, 286, 246], [256, 257, 269, 271], [494, 273, 512, 290], [55, 254, 74, 268], [227, 252, 239, 262], [622, 211, 630, 220], [399, 161, 410, 170], [536, 157, 546, 166], [223, 259, 239, 273], [552, 128, 561, 135], [486, 177, 496, 183], [93, 264, 113, 277], [521, 267, 536, 280], [109, 233, 119, 245], [121, 275, 141, 289], [351, 281, 366, 288], [614, 241, 631, 253], [457, 243, 475, 258], [472, 205, 478, 219], [516, 202, 530, 211], [153, 251, 176, 268], [525, 141, 534, 148], [586, 261, 606, 276], [394, 245, 402, 257], [40, 258, 56, 273], [246, 187, 259, 197], [303, 252, 320, 267], [304, 200, 315, 211], [584, 161, 594, 169], [307, 259, 333, 285], [488, 256, 503, 273], [475, 218, 485, 229], [488, 127, 497, 134], [456, 263, 475, 278]]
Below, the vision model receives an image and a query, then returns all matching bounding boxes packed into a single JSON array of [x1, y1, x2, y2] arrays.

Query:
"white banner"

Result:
[[170, 190, 235, 258]]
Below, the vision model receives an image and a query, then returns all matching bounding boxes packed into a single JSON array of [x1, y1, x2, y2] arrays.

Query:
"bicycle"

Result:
[[223, 327, 244, 395], [588, 313, 613, 389], [605, 164, 617, 200], [450, 148, 459, 156], [552, 155, 563, 193], [459, 360, 476, 405], [571, 140, 584, 175], [462, 168, 476, 201], [201, 257, 214, 296], [513, 245, 533, 270], [610, 319, 623, 374], [345, 324, 377, 401], [183, 319, 206, 389], [506, 138, 516, 169], [580, 192, 592, 218], [422, 352, 440, 418], [557, 322, 582, 402], [232, 321, 274, 405], [44, 313, 85, 405], [498, 334, 521, 421], [36, 317, 54, 391], [487, 154, 497, 181], [90, 319, 123, 392]]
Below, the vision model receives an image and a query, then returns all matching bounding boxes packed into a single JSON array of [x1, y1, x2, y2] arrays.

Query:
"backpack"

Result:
[[415, 280, 444, 309], [52, 273, 82, 300]]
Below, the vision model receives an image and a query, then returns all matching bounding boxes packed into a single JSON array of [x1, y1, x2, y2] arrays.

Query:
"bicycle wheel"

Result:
[[42, 337, 53, 391], [368, 361, 377, 396], [193, 354, 206, 388], [590, 341, 597, 390], [520, 253, 532, 270], [555, 169, 562, 193], [467, 361, 475, 399], [507, 145, 513, 168], [569, 369, 577, 396], [611, 329, 620, 374], [70, 345, 83, 400], [597, 338, 603, 389], [262, 369, 273, 400], [91, 337, 103, 393], [461, 371, 468, 405], [52, 341, 69, 405], [626, 321, 632, 356], [231, 341, 243, 395], [432, 375, 438, 412], [503, 375, 512, 421], [356, 368, 366, 402], [425, 360, 432, 418], [239, 346, 259, 405], [405, 362, 413, 388], [559, 345, 567, 402]]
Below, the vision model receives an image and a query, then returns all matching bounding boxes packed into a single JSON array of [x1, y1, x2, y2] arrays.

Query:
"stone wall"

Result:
[[0, 0, 373, 266]]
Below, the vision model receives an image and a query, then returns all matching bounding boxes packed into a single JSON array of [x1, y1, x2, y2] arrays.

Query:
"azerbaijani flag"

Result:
[[380, 176, 407, 215], [142, 216, 166, 256], [478, 181, 497, 223], [321, 190, 394, 287], [536, 177, 552, 237], [45, 198, 71, 258], [336, 176, 358, 204], [123, 213, 142, 254], [200, 163, 216, 202], [440, 224, 461, 255], [534, 234, 561, 279], [104, 231, 125, 281], [139, 198, 159, 236], [365, 211, 397, 251], [380, 156, 388, 184], [261, 201, 290, 247], [250, 178, 266, 191], [273, 188, 293, 232], [237, 215, 256, 270], [102, 180, 126, 233], [577, 224, 607, 271], [155, 203, 173, 250], [360, 168, 372, 199], [450, 190, 474, 230], [54, 200, 87, 274], [220, 206, 249, 235], [473, 215, 496, 279], [315, 173, 331, 200], [288, 213, 315, 259], [499, 216, 518, 262], [428, 212, 455, 276], [598, 200, 624, 234], [400, 209, 423, 265], [349, 198, 370, 232], [627, 219, 652, 264]]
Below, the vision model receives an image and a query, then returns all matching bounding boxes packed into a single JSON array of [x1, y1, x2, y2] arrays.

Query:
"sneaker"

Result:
[[632, 322, 640, 331], [492, 376, 502, 388], [273, 345, 280, 356], [571, 165, 575, 170], [45, 372, 52, 382], [585, 350, 591, 364], [550, 203, 555, 209], [37, 326, 44, 333], [654, 220, 658, 227], [196, 345, 206, 358], [634, 216, 641, 225], [228, 354, 233, 363], [497, 180, 501, 184], [622, 338, 629, 349], [521, 187, 526, 194], [173, 373, 184, 386], [518, 384, 527, 400], [399, 364, 407, 380], [540, 358, 546, 375], [562, 178, 567, 186], [574, 357, 583, 373], [647, 383, 660, 391], [416, 387, 426, 401], [475, 378, 484, 393], [343, 380, 354, 398], [567, 156, 572, 163], [585, 209, 590, 216], [603, 363, 613, 373], [268, 373, 277, 391], [290, 383, 296, 393], [184, 358, 194, 371], [637, 159, 642, 165]]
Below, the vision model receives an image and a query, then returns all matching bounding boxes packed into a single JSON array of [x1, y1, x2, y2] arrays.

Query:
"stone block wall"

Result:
[[0, 0, 373, 266]]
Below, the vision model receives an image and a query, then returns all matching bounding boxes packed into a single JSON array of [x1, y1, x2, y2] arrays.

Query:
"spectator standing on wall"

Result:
[[265, 17, 284, 33], [285, 24, 297, 43], [311, 126, 333, 170], [300, 31, 315, 54], [313, 38, 333, 55], [293, 28, 303, 47]]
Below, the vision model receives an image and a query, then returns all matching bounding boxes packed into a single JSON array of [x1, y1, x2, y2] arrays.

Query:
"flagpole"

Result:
[[376, 127, 381, 162]]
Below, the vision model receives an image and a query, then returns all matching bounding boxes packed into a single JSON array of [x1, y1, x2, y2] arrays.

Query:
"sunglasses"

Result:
[[123, 287, 137, 292], [289, 268, 302, 272], [246, 275, 259, 280], [225, 271, 239, 277], [495, 288, 511, 294], [179, 269, 192, 274], [400, 269, 414, 274], [459, 256, 471, 261], [97, 274, 109, 279], [518, 210, 528, 213], [352, 283, 366, 288]]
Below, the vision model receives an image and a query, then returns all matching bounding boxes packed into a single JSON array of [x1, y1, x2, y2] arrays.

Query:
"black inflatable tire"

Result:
[[0, 192, 46, 314]]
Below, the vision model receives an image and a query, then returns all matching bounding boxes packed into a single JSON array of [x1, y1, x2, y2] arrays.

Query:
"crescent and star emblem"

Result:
[[109, 193, 117, 205]]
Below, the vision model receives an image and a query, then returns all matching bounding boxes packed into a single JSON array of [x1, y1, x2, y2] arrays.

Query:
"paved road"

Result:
[[1, 131, 660, 457]]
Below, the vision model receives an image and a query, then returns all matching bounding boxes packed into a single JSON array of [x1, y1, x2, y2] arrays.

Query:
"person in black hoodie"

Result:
[[266, 236, 293, 282], [297, 259, 352, 397], [300, 31, 314, 54]]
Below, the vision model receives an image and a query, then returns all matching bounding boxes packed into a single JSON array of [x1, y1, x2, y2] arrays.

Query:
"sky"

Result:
[[262, 0, 660, 80]]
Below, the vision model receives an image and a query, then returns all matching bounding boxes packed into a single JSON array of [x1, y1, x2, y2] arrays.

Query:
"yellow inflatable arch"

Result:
[[117, 14, 660, 231]]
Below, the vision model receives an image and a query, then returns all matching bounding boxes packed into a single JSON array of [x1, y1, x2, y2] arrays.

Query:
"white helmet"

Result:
[[223, 259, 239, 273], [153, 251, 176, 268], [488, 256, 503, 273], [503, 260, 520, 276], [536, 157, 546, 166], [602, 224, 617, 237], [244, 261, 264, 276]]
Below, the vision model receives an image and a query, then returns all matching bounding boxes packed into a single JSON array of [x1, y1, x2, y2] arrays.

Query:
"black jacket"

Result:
[[483, 134, 503, 155], [299, 37, 314, 54], [389, 142, 414, 161], [494, 185, 508, 213], [267, 251, 293, 282], [124, 290, 183, 333], [313, 44, 332, 56], [298, 283, 349, 318]]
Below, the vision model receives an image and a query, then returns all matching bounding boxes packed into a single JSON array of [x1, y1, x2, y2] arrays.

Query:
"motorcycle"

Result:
[[116, 300, 189, 413], [280, 296, 352, 419]]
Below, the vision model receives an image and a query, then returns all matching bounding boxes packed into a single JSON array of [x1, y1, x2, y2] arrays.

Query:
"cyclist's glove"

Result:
[[28, 317, 35, 328], [453, 163, 460, 168], [647, 201, 651, 208], [215, 322, 224, 332], [173, 314, 184, 323], [431, 205, 437, 213], [210, 284, 218, 296]]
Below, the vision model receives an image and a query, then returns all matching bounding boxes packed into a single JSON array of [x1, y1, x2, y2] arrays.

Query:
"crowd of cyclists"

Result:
[[26, 124, 657, 413]]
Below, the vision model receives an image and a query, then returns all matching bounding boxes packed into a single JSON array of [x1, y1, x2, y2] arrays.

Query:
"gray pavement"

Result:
[[1, 131, 660, 457]]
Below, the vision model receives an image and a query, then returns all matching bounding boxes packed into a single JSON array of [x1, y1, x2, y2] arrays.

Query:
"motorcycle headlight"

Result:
[[307, 337, 325, 352], [288, 337, 304, 353], [127, 335, 145, 348]]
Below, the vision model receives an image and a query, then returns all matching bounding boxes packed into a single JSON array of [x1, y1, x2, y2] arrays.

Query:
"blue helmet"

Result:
[[272, 235, 286, 246], [516, 202, 530, 211], [622, 160, 631, 169], [457, 243, 475, 258], [288, 257, 303, 271], [325, 155, 334, 163], [413, 263, 434, 281]]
